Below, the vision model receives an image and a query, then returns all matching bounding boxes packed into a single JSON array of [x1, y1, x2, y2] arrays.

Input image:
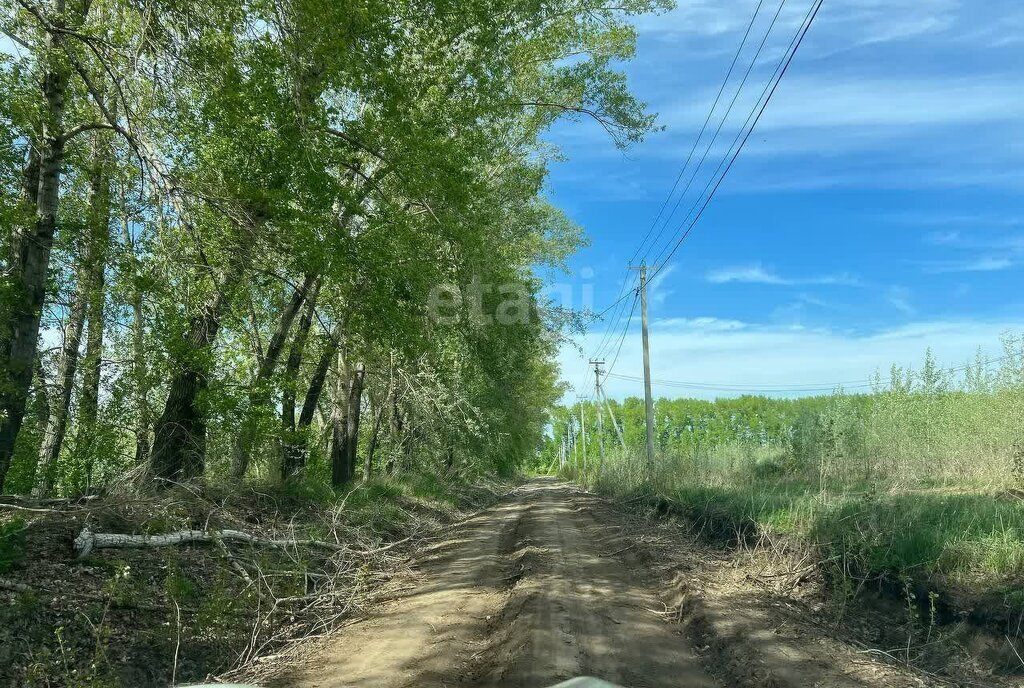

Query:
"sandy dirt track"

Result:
[[272, 479, 939, 688]]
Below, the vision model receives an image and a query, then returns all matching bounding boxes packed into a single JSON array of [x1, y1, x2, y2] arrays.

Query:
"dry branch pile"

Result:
[[0, 479, 503, 686]]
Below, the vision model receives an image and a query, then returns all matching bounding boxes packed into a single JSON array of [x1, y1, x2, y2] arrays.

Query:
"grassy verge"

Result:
[[0, 472, 511, 688], [571, 453, 1024, 629]]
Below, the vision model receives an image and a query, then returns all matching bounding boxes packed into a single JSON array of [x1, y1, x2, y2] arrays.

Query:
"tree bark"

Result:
[[120, 209, 150, 465], [344, 363, 365, 482], [33, 270, 88, 496], [149, 268, 237, 483], [280, 287, 320, 479], [229, 273, 317, 480], [330, 350, 350, 487], [0, 2, 79, 491], [73, 133, 112, 490], [73, 526, 353, 558], [386, 396, 405, 476], [283, 324, 340, 477]]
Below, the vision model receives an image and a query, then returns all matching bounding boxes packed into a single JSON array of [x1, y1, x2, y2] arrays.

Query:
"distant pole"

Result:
[[570, 415, 578, 466], [631, 263, 657, 468], [590, 359, 605, 468], [577, 396, 587, 472]]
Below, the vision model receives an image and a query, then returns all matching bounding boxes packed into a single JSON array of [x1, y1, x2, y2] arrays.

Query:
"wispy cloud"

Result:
[[706, 264, 859, 286], [634, 0, 960, 47], [925, 230, 962, 245], [561, 316, 1024, 401], [648, 264, 677, 306], [660, 76, 1024, 138], [922, 257, 1016, 274], [887, 286, 915, 315]]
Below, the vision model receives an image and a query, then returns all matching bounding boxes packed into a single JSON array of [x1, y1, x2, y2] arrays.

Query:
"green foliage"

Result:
[[0, 0, 673, 496], [0, 517, 26, 573], [163, 556, 197, 604]]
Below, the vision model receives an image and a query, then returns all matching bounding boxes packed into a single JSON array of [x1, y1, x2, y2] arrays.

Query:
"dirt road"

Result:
[[272, 479, 936, 688]]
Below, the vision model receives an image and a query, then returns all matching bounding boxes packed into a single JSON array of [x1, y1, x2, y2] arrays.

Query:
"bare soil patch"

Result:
[[271, 478, 996, 687]]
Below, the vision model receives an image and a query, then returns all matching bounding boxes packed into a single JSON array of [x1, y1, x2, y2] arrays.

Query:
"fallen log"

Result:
[[73, 527, 348, 558]]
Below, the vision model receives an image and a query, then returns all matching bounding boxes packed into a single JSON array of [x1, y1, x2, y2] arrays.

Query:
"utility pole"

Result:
[[570, 415, 578, 467], [630, 263, 656, 468], [590, 359, 605, 468], [576, 395, 587, 472]]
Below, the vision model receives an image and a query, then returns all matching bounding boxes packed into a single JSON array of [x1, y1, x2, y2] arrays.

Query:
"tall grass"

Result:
[[562, 339, 1024, 598]]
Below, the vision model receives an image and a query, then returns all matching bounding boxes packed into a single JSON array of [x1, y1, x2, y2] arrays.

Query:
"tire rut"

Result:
[[271, 479, 935, 688]]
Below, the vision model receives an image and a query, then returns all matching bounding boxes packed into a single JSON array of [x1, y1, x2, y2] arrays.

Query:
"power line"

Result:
[[584, 1, 777, 363], [568, 0, 826, 399], [638, 0, 789, 266], [628, 0, 768, 267], [604, 291, 640, 377], [580, 0, 819, 341], [589, 0, 775, 360], [569, 275, 637, 396], [591, 273, 639, 357], [648, 0, 825, 280]]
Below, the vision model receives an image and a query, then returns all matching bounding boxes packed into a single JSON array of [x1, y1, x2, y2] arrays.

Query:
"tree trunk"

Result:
[[363, 385, 390, 483], [330, 350, 350, 487], [344, 363, 365, 482], [73, 134, 112, 490], [0, 3, 76, 490], [284, 325, 340, 477], [120, 209, 150, 465], [386, 397, 405, 476], [33, 355, 50, 440], [33, 271, 88, 496], [230, 273, 317, 480], [149, 272, 235, 483], [149, 194, 264, 483], [280, 287, 320, 479]]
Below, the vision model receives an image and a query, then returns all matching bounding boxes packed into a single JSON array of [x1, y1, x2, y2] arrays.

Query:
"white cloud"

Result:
[[648, 264, 676, 306], [923, 257, 1016, 274], [765, 77, 1024, 130], [886, 286, 914, 315], [560, 316, 1024, 401], [661, 76, 1024, 136], [705, 263, 859, 286], [634, 0, 960, 47], [925, 230, 962, 244]]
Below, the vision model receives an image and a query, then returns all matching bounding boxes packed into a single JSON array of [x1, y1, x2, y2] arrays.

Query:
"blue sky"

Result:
[[548, 0, 1024, 400]]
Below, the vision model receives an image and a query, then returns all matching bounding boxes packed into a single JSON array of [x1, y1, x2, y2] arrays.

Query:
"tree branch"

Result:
[[58, 122, 119, 145]]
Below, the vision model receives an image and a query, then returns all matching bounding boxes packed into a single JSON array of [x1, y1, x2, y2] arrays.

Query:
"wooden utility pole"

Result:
[[630, 263, 656, 467], [590, 359, 605, 467]]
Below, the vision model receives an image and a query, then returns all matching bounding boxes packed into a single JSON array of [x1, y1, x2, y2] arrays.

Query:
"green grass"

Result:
[[581, 453, 1024, 596]]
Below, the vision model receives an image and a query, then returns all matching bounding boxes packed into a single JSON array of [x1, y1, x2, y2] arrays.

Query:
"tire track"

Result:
[[273, 479, 933, 688]]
